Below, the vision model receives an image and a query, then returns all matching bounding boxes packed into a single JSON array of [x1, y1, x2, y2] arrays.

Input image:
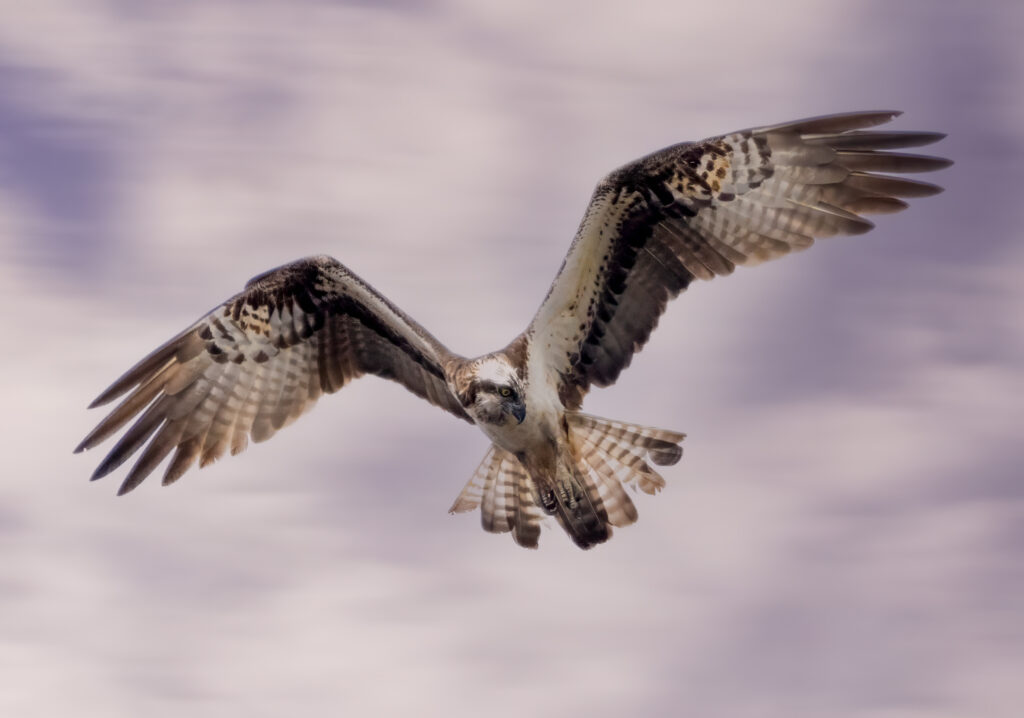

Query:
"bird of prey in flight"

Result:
[[77, 111, 950, 549]]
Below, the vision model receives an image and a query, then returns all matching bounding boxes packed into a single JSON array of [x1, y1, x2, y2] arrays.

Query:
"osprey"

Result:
[[77, 111, 950, 549]]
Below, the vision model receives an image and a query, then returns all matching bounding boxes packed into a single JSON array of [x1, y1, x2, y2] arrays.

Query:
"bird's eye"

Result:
[[499, 387, 511, 397]]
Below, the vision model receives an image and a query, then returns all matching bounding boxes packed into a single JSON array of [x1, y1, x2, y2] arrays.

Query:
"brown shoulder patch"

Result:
[[501, 334, 530, 382], [444, 357, 476, 406]]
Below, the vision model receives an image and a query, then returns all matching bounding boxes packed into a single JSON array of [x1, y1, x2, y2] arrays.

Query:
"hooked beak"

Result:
[[509, 402, 526, 424]]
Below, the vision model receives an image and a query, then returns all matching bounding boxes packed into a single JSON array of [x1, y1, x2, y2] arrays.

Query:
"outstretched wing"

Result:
[[77, 255, 470, 494], [525, 111, 951, 408]]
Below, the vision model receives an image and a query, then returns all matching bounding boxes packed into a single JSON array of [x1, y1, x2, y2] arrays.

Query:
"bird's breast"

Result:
[[476, 401, 560, 458]]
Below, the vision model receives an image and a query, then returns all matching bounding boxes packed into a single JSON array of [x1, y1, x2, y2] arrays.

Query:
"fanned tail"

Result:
[[449, 412, 685, 550]]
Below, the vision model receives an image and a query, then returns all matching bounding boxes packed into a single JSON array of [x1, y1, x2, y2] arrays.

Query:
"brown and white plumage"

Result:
[[529, 110, 950, 410], [79, 111, 950, 549], [76, 256, 470, 495]]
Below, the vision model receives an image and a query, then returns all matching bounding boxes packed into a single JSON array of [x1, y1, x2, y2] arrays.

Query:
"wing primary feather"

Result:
[[844, 172, 945, 198], [754, 110, 901, 135], [837, 150, 953, 173], [89, 396, 173, 481], [807, 130, 947, 150], [842, 196, 909, 215], [162, 436, 201, 487], [117, 421, 187, 495], [87, 326, 203, 408], [784, 199, 875, 235], [75, 358, 176, 453]]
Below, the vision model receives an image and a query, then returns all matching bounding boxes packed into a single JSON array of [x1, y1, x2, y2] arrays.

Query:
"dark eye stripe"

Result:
[[474, 380, 519, 398]]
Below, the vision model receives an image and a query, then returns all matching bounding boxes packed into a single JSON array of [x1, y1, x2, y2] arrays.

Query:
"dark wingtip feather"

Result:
[[87, 355, 171, 409], [162, 438, 201, 486], [86, 326, 203, 409], [89, 440, 140, 480], [847, 173, 946, 199], [649, 444, 683, 466], [838, 151, 953, 173], [848, 219, 876, 236], [759, 110, 903, 136], [816, 130, 949, 151], [90, 459, 118, 482], [901, 179, 945, 197], [810, 201, 875, 235], [87, 395, 110, 410], [895, 131, 947, 148], [87, 402, 168, 483], [845, 197, 910, 215]]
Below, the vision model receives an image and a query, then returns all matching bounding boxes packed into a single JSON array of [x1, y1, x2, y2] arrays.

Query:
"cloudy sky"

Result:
[[1, 1, 1022, 716]]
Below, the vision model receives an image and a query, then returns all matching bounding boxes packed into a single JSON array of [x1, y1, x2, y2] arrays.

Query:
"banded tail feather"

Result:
[[449, 445, 546, 549], [449, 413, 685, 548]]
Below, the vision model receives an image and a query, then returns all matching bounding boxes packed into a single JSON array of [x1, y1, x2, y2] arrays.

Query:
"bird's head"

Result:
[[460, 356, 526, 426]]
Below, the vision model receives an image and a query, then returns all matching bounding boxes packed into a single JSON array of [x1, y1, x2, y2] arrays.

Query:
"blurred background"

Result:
[[1, 1, 1021, 716]]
